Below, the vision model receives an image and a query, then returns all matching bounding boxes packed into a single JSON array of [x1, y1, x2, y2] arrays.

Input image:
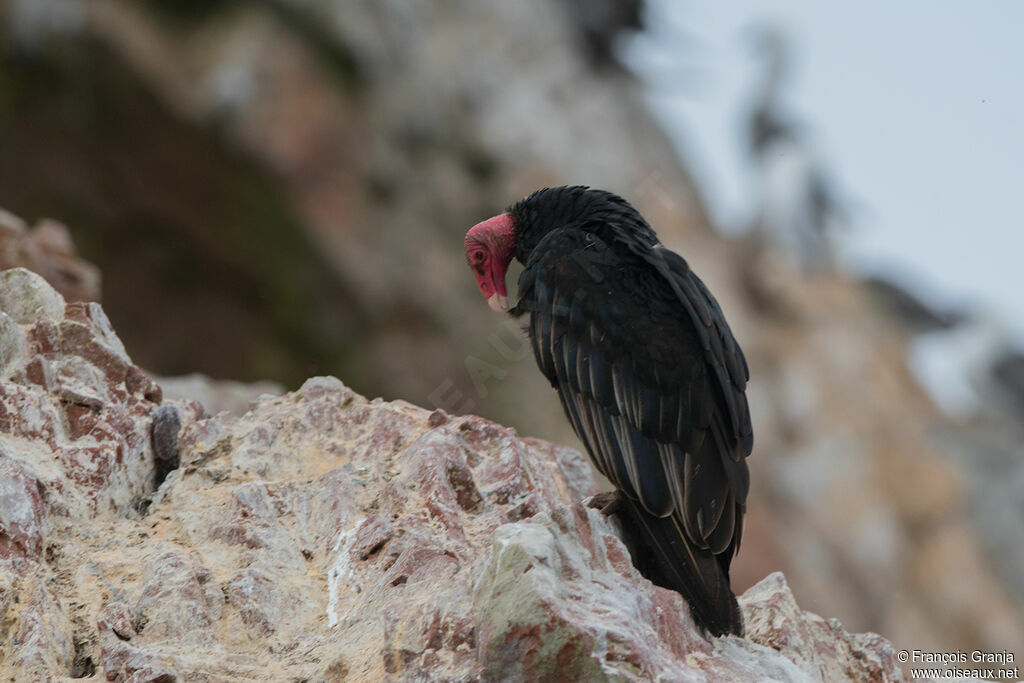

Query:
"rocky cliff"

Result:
[[3, 0, 1022, 669], [0, 267, 906, 680]]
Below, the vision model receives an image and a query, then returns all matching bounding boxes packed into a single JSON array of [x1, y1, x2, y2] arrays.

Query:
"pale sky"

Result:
[[625, 0, 1023, 341]]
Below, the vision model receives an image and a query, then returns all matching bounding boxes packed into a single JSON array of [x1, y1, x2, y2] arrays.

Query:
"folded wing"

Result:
[[519, 228, 750, 543]]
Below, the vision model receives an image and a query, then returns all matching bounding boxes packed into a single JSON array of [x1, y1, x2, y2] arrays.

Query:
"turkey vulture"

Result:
[[464, 186, 753, 637]]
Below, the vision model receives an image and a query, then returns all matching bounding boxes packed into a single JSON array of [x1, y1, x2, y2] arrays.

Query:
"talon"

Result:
[[587, 491, 622, 516]]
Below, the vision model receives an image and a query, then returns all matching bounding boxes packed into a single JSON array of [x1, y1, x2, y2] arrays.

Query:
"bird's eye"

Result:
[[473, 250, 485, 262]]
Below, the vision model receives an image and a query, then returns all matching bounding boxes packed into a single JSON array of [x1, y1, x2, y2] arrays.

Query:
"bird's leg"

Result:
[[586, 490, 622, 516]]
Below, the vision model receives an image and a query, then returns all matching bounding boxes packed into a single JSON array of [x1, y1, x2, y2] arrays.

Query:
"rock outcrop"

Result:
[[6, 3, 1023, 655], [0, 268, 907, 680], [0, 210, 100, 304]]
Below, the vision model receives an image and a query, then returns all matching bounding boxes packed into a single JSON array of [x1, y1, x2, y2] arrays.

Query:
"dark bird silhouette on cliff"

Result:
[[560, 0, 644, 68], [745, 25, 849, 274], [464, 186, 753, 637]]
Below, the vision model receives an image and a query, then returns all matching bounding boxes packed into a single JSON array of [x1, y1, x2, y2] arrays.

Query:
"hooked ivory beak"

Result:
[[487, 294, 510, 312]]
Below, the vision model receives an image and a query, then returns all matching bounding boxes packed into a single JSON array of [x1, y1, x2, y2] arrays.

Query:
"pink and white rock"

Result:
[[0, 212, 101, 304], [0, 267, 907, 680]]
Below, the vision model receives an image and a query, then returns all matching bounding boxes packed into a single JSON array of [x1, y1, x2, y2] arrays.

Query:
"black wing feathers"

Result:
[[519, 228, 751, 518], [515, 220, 751, 636]]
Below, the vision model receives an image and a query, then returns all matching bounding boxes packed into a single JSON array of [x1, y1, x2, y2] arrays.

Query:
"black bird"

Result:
[[745, 25, 848, 273], [464, 186, 753, 637]]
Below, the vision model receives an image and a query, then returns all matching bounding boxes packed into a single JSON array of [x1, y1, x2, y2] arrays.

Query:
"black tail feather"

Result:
[[615, 496, 743, 637]]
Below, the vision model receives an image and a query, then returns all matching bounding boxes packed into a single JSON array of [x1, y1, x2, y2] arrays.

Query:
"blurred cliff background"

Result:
[[1, 0, 1021, 661]]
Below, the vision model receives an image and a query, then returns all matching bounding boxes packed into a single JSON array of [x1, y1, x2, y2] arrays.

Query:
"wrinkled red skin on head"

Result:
[[464, 213, 517, 310]]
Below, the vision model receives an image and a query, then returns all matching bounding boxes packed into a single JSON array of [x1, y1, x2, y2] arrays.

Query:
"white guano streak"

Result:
[[326, 525, 357, 627]]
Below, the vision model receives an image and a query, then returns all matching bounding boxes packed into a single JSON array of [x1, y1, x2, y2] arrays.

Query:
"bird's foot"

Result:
[[586, 491, 622, 516]]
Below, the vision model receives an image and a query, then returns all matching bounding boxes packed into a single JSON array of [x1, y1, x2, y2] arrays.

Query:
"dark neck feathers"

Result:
[[508, 186, 656, 264]]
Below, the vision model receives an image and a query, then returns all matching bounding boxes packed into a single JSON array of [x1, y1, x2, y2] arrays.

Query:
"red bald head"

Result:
[[465, 213, 517, 312]]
